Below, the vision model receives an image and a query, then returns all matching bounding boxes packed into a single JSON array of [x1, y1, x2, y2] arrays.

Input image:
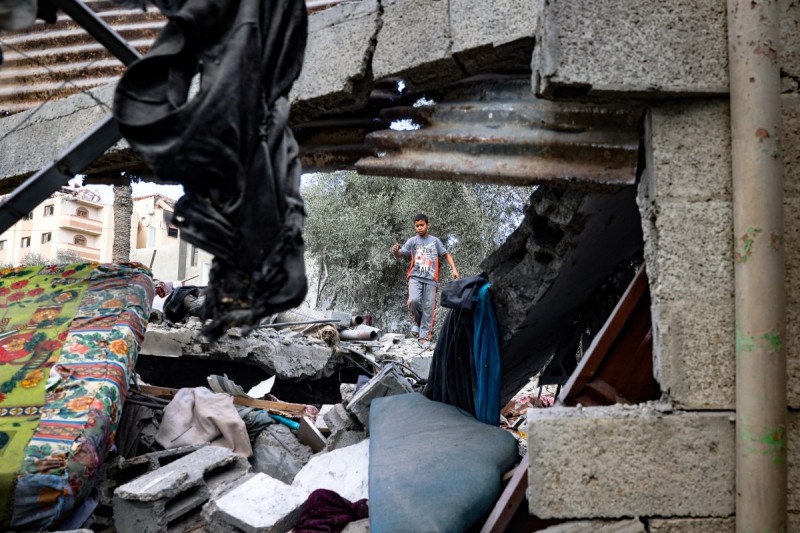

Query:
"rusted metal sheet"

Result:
[[294, 116, 391, 172], [356, 76, 643, 192], [0, 0, 165, 115]]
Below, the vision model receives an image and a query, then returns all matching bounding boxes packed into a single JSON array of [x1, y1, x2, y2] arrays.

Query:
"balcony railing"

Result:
[[59, 214, 102, 235], [64, 242, 101, 261]]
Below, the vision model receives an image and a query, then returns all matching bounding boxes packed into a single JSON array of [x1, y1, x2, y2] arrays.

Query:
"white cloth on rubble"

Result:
[[156, 386, 253, 457]]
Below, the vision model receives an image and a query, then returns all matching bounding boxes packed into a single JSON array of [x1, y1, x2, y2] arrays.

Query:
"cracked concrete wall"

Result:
[[0, 84, 139, 188], [639, 94, 800, 410]]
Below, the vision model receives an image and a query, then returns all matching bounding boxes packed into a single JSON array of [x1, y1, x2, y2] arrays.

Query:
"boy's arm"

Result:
[[444, 253, 459, 279]]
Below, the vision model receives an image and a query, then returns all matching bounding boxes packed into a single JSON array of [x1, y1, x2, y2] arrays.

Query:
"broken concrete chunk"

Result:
[[251, 424, 312, 484], [292, 439, 370, 504], [324, 403, 360, 434], [346, 364, 414, 429], [297, 416, 328, 453], [113, 445, 250, 533], [203, 473, 308, 533], [141, 319, 336, 380]]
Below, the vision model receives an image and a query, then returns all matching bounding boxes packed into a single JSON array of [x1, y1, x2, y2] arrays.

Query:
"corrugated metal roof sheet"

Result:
[[0, 0, 166, 115], [0, 0, 344, 116]]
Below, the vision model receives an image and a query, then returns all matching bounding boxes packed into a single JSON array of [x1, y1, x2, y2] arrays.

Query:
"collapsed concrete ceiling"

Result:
[[0, 0, 647, 402]]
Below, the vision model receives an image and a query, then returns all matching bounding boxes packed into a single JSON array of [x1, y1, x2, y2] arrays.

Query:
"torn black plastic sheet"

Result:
[[113, 0, 309, 340]]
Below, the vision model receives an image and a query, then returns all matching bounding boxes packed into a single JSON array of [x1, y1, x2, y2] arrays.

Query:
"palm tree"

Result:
[[112, 177, 133, 263]]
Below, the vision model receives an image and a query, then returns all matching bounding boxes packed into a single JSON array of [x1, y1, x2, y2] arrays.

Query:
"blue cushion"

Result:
[[369, 393, 519, 533]]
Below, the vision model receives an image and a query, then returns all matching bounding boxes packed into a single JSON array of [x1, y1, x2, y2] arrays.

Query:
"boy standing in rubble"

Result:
[[392, 213, 459, 349]]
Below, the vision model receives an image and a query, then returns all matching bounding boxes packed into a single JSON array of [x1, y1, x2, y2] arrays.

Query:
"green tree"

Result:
[[302, 171, 532, 334]]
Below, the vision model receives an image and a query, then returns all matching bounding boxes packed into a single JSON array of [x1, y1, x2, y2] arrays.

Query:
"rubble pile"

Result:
[[69, 299, 558, 532]]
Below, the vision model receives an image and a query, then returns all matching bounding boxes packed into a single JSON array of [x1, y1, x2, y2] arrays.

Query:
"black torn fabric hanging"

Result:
[[113, 0, 308, 341]]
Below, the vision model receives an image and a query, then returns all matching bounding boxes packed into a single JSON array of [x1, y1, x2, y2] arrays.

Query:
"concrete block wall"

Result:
[[528, 407, 800, 521], [638, 100, 735, 409], [640, 95, 800, 409]]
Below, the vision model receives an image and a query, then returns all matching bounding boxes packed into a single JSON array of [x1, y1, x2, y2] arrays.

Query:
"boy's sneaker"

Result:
[[410, 325, 420, 338], [419, 340, 431, 350]]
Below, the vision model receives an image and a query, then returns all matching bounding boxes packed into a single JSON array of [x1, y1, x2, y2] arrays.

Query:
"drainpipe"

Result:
[[727, 1, 786, 531]]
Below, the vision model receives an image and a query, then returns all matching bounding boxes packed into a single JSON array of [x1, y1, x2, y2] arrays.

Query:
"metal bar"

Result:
[[0, 115, 121, 234], [50, 0, 142, 66], [727, 0, 787, 531], [255, 319, 338, 329]]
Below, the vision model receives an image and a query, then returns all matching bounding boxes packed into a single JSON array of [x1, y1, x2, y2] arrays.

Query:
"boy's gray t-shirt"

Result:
[[399, 235, 448, 284]]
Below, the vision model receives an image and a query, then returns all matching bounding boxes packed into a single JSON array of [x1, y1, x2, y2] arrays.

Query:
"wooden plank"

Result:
[[135, 385, 309, 417], [558, 266, 648, 404], [479, 455, 529, 533]]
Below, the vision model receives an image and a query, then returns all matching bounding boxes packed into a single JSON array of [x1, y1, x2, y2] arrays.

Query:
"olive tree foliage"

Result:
[[302, 171, 533, 333]]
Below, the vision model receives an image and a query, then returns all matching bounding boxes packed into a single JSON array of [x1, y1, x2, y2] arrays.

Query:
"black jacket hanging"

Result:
[[113, 0, 308, 340]]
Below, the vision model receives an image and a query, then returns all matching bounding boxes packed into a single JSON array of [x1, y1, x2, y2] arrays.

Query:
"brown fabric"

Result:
[[156, 387, 252, 457]]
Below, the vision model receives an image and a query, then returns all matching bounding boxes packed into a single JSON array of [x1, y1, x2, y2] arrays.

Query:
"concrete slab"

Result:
[[292, 438, 369, 504], [290, 0, 380, 121], [371, 0, 463, 90], [203, 473, 307, 533], [527, 405, 735, 518], [0, 83, 139, 187], [533, 0, 728, 97], [346, 364, 413, 428]]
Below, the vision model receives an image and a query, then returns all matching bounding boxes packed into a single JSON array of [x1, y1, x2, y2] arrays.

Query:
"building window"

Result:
[[21, 237, 30, 248], [23, 212, 33, 221], [76, 207, 88, 218], [191, 245, 199, 267], [42, 232, 52, 244], [44, 204, 54, 216], [167, 225, 179, 238], [0, 240, 6, 251], [74, 235, 86, 246]]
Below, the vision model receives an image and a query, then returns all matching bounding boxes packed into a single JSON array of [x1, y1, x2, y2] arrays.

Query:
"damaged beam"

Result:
[[356, 75, 643, 192]]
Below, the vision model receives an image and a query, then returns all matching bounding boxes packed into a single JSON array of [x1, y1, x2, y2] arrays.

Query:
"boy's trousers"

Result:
[[408, 277, 437, 341]]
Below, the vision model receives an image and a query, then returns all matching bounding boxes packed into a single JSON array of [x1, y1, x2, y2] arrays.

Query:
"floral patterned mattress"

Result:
[[0, 263, 153, 530]]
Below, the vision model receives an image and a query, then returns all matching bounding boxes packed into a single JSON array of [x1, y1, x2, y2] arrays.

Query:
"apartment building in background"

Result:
[[0, 187, 213, 285], [0, 187, 113, 265]]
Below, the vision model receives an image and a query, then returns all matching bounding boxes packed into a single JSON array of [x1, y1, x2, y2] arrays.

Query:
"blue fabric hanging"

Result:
[[473, 283, 501, 426]]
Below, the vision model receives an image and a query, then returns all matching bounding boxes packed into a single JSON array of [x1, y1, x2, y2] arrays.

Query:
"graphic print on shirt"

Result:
[[414, 242, 438, 276]]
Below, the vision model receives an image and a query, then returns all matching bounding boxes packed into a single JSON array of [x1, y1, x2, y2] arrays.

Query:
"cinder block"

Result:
[[527, 405, 735, 518], [646, 517, 734, 533], [98, 445, 205, 515], [346, 364, 413, 428], [202, 473, 308, 533], [537, 519, 645, 533], [372, 0, 462, 89], [533, 0, 728, 97], [654, 298, 734, 410], [113, 445, 250, 533]]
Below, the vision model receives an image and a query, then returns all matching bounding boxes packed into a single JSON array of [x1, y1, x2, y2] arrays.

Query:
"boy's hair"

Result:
[[413, 213, 429, 223]]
